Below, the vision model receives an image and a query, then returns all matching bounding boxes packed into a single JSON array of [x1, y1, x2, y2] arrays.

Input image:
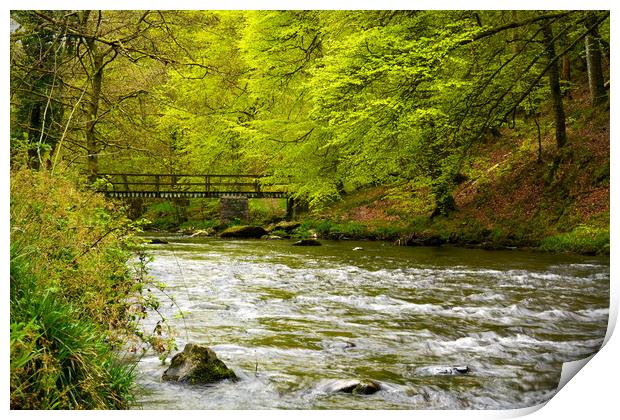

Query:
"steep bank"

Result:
[[305, 89, 609, 255]]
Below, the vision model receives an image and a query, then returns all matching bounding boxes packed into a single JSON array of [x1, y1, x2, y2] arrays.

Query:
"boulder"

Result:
[[292, 239, 322, 246], [320, 379, 382, 395], [220, 225, 268, 238], [149, 238, 169, 244], [162, 343, 237, 384]]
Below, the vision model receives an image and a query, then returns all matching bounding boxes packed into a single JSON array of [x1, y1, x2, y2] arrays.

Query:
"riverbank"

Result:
[[9, 168, 175, 409], [307, 90, 609, 255]]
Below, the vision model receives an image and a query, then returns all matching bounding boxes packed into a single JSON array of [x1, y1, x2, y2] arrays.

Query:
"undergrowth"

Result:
[[539, 225, 610, 255], [10, 166, 177, 409]]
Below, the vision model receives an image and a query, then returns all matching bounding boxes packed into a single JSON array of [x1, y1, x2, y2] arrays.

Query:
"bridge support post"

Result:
[[220, 197, 249, 224]]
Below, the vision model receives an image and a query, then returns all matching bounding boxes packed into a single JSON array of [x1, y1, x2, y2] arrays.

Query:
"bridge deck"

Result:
[[105, 191, 287, 199], [97, 173, 288, 199]]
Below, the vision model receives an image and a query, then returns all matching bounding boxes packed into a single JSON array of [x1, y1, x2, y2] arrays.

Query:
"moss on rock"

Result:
[[219, 225, 268, 238], [162, 343, 237, 384]]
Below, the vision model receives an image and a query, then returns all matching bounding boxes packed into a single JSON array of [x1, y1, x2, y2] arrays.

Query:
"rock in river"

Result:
[[292, 239, 322, 246], [219, 225, 268, 239], [320, 379, 382, 395], [162, 343, 237, 384], [416, 365, 470, 376], [190, 228, 214, 237]]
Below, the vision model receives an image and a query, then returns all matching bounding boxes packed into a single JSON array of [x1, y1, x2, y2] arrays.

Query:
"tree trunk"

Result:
[[585, 14, 607, 106], [561, 32, 571, 90], [542, 23, 567, 149], [27, 103, 42, 169], [561, 51, 571, 82], [86, 52, 103, 181], [77, 10, 101, 182]]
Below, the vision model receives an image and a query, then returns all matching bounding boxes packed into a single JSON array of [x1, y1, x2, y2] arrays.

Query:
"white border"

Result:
[[3, 2, 617, 419]]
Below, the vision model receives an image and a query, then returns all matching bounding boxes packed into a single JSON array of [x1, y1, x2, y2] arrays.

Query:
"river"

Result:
[[131, 235, 609, 410]]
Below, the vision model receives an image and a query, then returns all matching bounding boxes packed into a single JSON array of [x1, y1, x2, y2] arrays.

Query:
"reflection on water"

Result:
[[133, 235, 609, 409]]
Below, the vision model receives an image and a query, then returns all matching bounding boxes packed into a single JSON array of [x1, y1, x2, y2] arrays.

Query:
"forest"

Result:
[[10, 10, 610, 409]]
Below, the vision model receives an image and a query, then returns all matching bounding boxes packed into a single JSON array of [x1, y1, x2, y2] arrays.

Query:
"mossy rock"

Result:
[[219, 225, 268, 238], [162, 343, 237, 384]]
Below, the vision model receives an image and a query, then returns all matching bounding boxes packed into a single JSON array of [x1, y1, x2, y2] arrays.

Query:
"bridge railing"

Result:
[[97, 173, 288, 199]]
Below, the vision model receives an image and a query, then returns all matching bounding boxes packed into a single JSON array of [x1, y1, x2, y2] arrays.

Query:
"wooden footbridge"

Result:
[[97, 173, 289, 199], [97, 173, 294, 221]]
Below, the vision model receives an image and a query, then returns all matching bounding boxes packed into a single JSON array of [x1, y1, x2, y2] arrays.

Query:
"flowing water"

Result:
[[132, 235, 609, 410]]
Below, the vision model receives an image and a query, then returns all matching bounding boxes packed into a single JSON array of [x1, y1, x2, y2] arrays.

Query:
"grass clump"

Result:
[[10, 252, 135, 409]]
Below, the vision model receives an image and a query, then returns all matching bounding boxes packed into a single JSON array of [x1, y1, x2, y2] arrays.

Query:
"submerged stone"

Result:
[[322, 340, 356, 351], [162, 343, 237, 384], [292, 239, 322, 246]]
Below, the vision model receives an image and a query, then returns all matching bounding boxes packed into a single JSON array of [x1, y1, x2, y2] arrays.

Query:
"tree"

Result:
[[584, 12, 608, 106], [542, 21, 568, 149], [10, 10, 610, 214], [11, 10, 184, 179], [10, 11, 69, 168]]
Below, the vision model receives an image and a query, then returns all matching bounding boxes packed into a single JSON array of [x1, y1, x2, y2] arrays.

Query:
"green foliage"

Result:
[[297, 219, 371, 240], [10, 252, 135, 409], [10, 167, 177, 408], [142, 200, 185, 231], [10, 10, 609, 253], [185, 199, 220, 221], [539, 225, 609, 254], [248, 198, 287, 225], [132, 10, 608, 213], [12, 9, 605, 216]]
